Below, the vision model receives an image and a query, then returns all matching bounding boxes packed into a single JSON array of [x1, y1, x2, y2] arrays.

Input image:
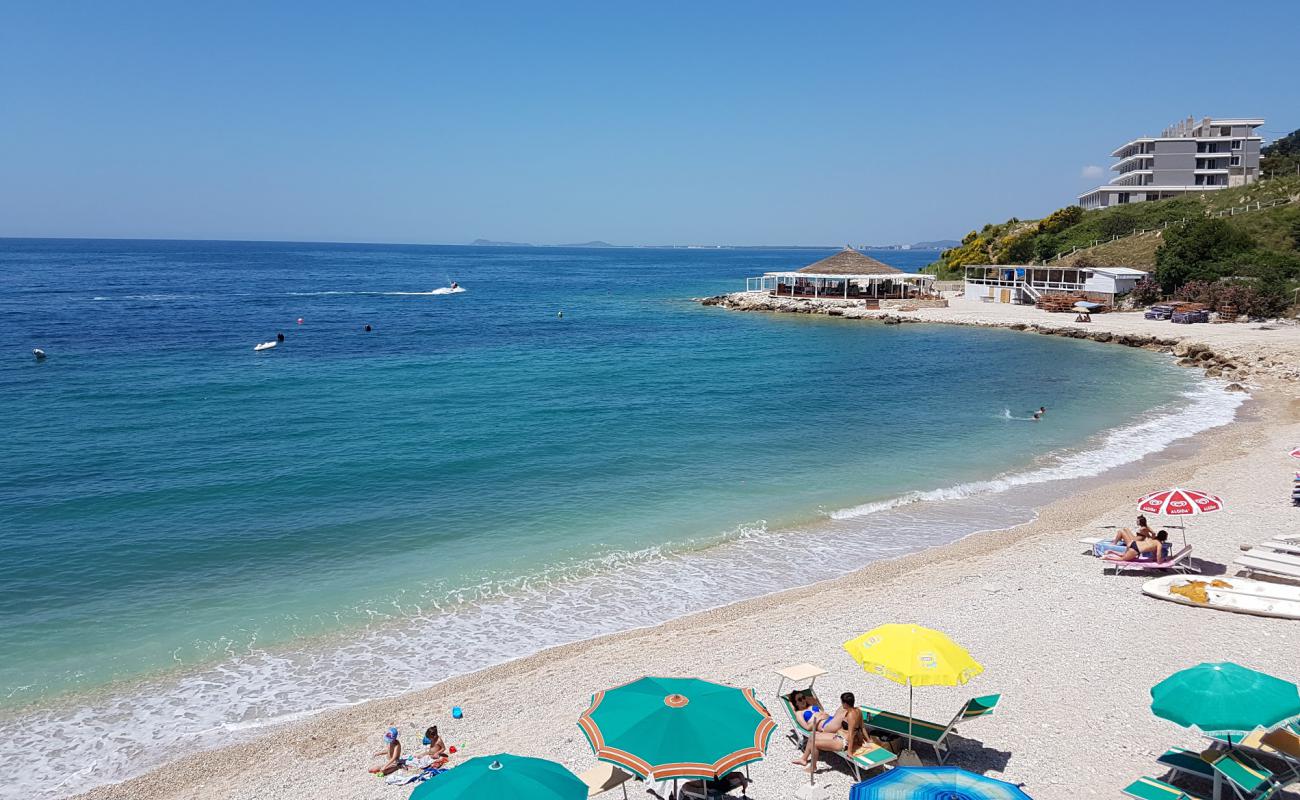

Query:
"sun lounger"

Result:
[[1235, 548, 1300, 581], [1157, 747, 1216, 782], [1252, 540, 1300, 556], [1165, 746, 1284, 800], [1124, 776, 1206, 800], [1210, 749, 1282, 800], [1211, 728, 1300, 783], [777, 694, 897, 782], [1103, 545, 1195, 575], [858, 694, 1000, 765]]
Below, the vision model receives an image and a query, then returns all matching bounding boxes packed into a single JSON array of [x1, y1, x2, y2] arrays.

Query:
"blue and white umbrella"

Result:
[[850, 767, 1032, 800]]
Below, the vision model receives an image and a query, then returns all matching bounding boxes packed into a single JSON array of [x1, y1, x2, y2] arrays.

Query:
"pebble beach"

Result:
[[72, 306, 1300, 800]]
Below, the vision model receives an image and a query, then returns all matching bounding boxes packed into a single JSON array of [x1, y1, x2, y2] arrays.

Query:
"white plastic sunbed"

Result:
[[1254, 540, 1300, 556], [1235, 548, 1300, 581]]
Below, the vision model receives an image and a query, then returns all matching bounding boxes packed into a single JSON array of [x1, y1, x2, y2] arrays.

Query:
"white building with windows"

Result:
[[964, 265, 1148, 305], [1079, 116, 1264, 210]]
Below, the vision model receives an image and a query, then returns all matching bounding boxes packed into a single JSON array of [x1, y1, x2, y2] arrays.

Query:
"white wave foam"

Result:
[[0, 380, 1245, 800], [832, 380, 1243, 520]]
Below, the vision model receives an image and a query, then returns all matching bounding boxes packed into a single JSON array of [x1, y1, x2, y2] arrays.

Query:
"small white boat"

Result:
[[1143, 574, 1300, 621], [254, 341, 278, 351], [429, 285, 465, 295]]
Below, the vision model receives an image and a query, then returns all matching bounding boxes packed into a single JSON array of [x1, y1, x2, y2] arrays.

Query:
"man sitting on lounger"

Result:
[[1104, 529, 1168, 563], [792, 692, 859, 774]]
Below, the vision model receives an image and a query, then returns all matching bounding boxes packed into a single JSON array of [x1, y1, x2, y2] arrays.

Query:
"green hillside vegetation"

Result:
[[925, 129, 1300, 313], [1262, 128, 1300, 177]]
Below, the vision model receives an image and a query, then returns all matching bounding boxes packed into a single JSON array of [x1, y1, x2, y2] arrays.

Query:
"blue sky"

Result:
[[2, 1, 1297, 246]]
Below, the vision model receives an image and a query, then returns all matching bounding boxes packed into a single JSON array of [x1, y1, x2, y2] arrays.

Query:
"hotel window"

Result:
[[1230, 155, 1241, 167], [1231, 140, 1242, 150]]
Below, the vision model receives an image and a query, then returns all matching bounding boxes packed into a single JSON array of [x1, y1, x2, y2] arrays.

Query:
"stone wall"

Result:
[[879, 298, 949, 310]]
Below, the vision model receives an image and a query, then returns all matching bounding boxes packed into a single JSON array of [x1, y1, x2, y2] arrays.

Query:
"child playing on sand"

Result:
[[369, 727, 403, 776], [418, 725, 448, 768]]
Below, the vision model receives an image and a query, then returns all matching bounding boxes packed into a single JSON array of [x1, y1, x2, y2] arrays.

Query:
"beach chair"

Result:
[[1157, 747, 1216, 783], [1234, 548, 1300, 581], [1103, 545, 1196, 576], [1123, 776, 1206, 800], [1252, 540, 1300, 556], [858, 694, 1000, 765], [776, 693, 897, 783], [1208, 750, 1282, 800], [1211, 728, 1300, 783], [1158, 746, 1281, 800]]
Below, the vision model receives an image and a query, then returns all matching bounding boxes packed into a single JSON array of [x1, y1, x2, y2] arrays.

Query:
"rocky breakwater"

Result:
[[698, 292, 1300, 387]]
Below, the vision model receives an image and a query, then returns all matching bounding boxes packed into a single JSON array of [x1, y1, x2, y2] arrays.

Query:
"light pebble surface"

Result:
[[76, 311, 1300, 800]]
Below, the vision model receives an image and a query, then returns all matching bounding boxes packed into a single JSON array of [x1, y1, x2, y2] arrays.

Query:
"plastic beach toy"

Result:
[[452, 706, 463, 719]]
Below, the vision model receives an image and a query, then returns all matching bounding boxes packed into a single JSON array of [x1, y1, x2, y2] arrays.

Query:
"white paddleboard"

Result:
[[1143, 575, 1300, 621], [254, 341, 278, 351]]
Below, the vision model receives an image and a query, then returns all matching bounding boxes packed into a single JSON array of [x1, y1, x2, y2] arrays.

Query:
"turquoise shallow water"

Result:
[[0, 239, 1237, 797]]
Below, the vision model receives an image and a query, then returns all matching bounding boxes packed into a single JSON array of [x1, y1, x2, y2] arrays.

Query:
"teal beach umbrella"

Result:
[[409, 753, 586, 800], [1151, 662, 1300, 740], [577, 676, 777, 781]]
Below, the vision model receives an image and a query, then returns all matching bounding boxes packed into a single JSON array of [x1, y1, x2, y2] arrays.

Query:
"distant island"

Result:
[[556, 240, 617, 248], [470, 238, 533, 247]]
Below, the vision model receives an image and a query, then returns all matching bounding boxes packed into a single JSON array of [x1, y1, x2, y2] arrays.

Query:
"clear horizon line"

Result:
[[0, 234, 953, 250]]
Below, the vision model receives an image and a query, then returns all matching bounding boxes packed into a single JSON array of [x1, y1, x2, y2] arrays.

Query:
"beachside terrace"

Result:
[[745, 247, 937, 301]]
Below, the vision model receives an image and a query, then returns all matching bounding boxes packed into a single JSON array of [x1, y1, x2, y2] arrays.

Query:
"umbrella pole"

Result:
[[907, 681, 915, 753]]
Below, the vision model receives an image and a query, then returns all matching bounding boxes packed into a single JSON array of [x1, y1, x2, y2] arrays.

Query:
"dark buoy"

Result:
[[276, 332, 285, 342], [364, 324, 372, 332], [33, 348, 46, 360]]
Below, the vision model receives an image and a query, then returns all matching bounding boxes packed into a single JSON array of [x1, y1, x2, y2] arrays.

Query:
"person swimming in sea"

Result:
[[1032, 406, 1046, 420]]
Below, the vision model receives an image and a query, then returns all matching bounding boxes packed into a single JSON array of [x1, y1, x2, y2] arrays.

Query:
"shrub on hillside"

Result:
[[1098, 209, 1139, 239], [995, 233, 1035, 263], [1154, 218, 1255, 292], [1032, 234, 1061, 263], [1036, 206, 1084, 235], [1130, 276, 1162, 305]]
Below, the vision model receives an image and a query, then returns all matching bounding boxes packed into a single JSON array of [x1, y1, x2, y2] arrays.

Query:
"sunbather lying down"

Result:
[[1104, 529, 1169, 562]]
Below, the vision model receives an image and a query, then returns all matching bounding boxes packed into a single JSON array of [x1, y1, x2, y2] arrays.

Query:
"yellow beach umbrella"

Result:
[[843, 624, 983, 756]]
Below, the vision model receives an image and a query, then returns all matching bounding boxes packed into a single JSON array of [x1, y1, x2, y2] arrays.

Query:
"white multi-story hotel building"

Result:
[[1079, 116, 1264, 210]]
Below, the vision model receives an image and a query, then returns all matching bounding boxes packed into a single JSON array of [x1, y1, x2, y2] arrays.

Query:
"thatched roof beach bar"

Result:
[[745, 247, 936, 303]]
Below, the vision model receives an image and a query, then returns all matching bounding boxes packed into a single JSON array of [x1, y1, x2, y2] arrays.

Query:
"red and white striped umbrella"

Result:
[[1136, 487, 1224, 516]]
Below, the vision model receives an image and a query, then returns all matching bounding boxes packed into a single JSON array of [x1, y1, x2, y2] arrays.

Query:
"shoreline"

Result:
[[700, 293, 1300, 385], [71, 310, 1300, 800]]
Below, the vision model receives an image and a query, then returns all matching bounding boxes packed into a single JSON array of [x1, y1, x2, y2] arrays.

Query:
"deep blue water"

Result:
[[0, 239, 1228, 797]]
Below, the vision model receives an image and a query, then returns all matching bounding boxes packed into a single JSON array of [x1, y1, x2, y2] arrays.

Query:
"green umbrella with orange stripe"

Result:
[[577, 677, 776, 782]]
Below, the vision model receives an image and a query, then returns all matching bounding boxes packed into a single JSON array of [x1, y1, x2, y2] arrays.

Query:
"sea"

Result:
[[0, 239, 1242, 798]]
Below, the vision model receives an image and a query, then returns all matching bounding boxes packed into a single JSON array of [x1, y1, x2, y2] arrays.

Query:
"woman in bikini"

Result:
[[792, 692, 857, 774], [1105, 529, 1168, 563]]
